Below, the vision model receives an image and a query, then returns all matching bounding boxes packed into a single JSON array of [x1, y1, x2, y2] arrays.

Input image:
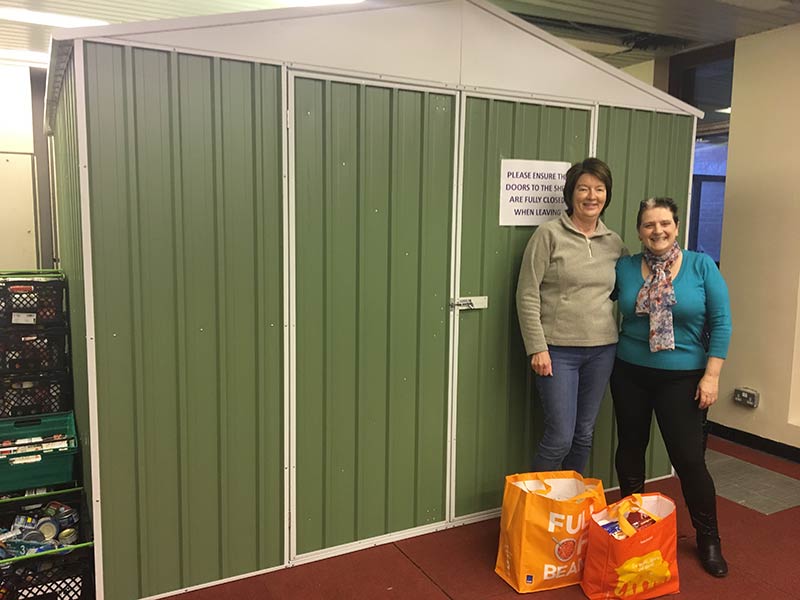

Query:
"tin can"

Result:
[[12, 515, 37, 531], [32, 541, 58, 554], [0, 528, 21, 542], [57, 528, 78, 545], [56, 507, 79, 529], [36, 517, 60, 540], [21, 529, 45, 542], [43, 501, 68, 518]]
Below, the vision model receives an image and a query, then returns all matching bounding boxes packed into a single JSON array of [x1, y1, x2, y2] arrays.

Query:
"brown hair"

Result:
[[636, 197, 680, 228], [563, 158, 613, 216]]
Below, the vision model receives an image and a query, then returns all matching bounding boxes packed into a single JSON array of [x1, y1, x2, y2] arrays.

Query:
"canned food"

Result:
[[12, 515, 37, 531], [57, 528, 78, 545], [36, 517, 60, 540], [21, 529, 45, 542], [0, 528, 21, 542], [56, 507, 79, 529], [32, 541, 58, 554], [43, 501, 68, 518]]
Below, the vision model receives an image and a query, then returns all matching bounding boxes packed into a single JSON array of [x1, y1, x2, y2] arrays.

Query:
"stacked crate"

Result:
[[0, 272, 72, 421], [0, 272, 93, 600]]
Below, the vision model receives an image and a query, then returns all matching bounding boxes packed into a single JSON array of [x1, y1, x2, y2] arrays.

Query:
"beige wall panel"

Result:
[[0, 153, 37, 270], [718, 22, 800, 447], [622, 60, 655, 86]]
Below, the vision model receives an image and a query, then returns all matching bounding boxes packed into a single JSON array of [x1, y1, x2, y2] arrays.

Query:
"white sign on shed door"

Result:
[[499, 159, 570, 226]]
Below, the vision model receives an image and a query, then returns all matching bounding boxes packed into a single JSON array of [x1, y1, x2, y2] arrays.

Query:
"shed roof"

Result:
[[45, 0, 702, 132]]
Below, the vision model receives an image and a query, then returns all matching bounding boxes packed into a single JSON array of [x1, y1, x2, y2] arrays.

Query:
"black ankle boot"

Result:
[[697, 535, 728, 577]]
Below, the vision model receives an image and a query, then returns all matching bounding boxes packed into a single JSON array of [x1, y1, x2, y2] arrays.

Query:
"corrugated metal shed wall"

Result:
[[455, 97, 591, 516], [597, 107, 695, 244], [454, 101, 696, 515], [61, 39, 696, 594], [82, 42, 284, 598], [51, 56, 93, 496], [293, 77, 455, 554], [594, 106, 697, 484]]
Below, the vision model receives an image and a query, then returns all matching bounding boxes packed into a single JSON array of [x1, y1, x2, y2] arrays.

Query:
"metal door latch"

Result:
[[450, 296, 489, 310]]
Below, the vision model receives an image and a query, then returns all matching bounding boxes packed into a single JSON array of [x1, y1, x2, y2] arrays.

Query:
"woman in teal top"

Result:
[[611, 197, 732, 578]]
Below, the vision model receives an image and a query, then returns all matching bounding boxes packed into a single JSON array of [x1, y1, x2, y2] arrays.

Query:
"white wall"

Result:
[[0, 63, 37, 270], [0, 64, 34, 153], [716, 22, 800, 447]]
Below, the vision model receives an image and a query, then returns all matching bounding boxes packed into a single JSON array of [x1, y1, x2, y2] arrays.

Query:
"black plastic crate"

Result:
[[0, 374, 71, 419], [0, 331, 68, 375], [0, 489, 93, 600], [0, 544, 94, 600], [0, 277, 66, 329]]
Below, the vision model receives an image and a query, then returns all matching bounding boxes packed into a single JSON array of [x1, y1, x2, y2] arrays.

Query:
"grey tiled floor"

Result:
[[706, 448, 800, 514]]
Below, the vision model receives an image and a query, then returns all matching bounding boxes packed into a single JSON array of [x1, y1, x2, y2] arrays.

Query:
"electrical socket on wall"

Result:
[[733, 387, 759, 408]]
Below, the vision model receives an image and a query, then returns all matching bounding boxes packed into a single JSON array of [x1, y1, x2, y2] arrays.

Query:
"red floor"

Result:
[[174, 437, 800, 600]]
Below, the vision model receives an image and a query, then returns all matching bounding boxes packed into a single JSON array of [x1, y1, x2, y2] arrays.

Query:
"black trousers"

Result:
[[610, 358, 720, 539]]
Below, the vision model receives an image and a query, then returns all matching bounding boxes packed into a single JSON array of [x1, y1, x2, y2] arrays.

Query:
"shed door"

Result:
[[292, 75, 456, 554], [454, 97, 592, 517]]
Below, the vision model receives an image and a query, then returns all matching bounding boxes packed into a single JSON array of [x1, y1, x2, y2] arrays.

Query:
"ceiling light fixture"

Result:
[[273, 0, 365, 5], [0, 8, 109, 28]]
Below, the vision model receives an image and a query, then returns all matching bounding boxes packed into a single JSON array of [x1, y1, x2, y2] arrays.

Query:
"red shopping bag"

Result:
[[495, 471, 606, 593], [581, 493, 679, 600]]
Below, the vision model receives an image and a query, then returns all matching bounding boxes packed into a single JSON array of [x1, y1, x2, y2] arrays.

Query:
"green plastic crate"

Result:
[[0, 411, 77, 493]]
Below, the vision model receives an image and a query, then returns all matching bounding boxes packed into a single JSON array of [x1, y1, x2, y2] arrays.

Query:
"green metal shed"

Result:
[[44, 0, 703, 597]]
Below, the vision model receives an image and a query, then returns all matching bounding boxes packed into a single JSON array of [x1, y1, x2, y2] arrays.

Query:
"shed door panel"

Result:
[[83, 43, 285, 599], [596, 106, 697, 482], [455, 98, 592, 516], [293, 76, 455, 554]]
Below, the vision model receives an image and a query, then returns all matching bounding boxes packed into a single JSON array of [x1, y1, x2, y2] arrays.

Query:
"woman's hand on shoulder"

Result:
[[695, 374, 719, 409], [531, 351, 553, 377]]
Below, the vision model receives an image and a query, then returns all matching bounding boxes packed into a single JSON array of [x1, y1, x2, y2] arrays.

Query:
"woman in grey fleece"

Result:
[[516, 157, 627, 474]]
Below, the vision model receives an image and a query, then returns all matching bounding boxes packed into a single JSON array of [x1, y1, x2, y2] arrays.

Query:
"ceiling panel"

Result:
[[2, 0, 800, 67]]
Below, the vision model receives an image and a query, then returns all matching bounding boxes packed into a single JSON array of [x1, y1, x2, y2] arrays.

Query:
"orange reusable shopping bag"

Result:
[[581, 493, 680, 600], [495, 471, 607, 593]]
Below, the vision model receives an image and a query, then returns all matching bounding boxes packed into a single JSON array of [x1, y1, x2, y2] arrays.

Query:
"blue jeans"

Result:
[[531, 344, 616, 475]]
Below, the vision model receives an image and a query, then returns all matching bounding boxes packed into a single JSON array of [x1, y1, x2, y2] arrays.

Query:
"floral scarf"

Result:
[[635, 242, 681, 352]]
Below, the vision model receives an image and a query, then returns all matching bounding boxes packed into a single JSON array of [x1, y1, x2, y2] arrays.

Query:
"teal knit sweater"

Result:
[[615, 250, 732, 370]]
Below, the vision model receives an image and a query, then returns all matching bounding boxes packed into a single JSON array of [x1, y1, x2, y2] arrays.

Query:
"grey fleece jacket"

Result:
[[516, 212, 627, 356]]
